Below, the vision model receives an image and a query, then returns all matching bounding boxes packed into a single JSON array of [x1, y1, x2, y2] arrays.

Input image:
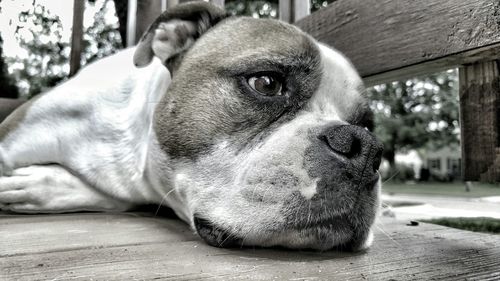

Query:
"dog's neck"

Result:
[[130, 61, 191, 220]]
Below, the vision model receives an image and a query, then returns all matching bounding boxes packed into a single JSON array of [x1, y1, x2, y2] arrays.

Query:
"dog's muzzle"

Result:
[[193, 124, 383, 250]]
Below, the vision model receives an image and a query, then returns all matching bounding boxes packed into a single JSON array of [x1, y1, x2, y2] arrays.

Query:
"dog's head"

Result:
[[134, 2, 383, 251]]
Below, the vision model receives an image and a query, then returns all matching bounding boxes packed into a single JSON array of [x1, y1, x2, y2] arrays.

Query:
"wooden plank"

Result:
[[295, 0, 500, 86], [0, 213, 196, 257], [280, 0, 310, 23], [293, 0, 310, 22], [279, 0, 292, 23], [1, 213, 500, 280], [459, 61, 500, 182], [69, 0, 85, 77]]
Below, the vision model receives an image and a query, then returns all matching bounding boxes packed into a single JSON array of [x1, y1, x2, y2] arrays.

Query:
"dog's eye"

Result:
[[247, 75, 282, 96]]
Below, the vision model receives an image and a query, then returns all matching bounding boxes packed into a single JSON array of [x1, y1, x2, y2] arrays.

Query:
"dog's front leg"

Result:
[[0, 164, 132, 213]]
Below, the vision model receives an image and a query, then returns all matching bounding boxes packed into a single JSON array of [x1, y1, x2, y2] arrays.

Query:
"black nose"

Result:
[[319, 125, 383, 175]]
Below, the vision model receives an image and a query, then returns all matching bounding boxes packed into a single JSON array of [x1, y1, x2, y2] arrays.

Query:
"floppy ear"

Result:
[[133, 2, 227, 71]]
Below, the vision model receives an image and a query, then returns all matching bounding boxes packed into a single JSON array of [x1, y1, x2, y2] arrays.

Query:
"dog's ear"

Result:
[[133, 2, 227, 71]]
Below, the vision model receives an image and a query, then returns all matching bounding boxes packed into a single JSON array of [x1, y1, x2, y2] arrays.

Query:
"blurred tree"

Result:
[[5, 0, 122, 98], [310, 0, 335, 12], [7, 4, 70, 98], [0, 33, 19, 99], [82, 0, 122, 65], [226, 0, 278, 18], [225, 0, 335, 18], [366, 70, 460, 168]]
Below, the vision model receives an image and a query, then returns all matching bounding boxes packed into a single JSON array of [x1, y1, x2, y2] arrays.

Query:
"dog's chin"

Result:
[[193, 215, 373, 251]]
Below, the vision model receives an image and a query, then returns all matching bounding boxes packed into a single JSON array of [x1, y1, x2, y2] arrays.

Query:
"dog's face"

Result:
[[135, 3, 383, 251]]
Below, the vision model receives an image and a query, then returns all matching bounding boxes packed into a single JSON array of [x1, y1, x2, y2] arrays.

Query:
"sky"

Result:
[[0, 0, 115, 58]]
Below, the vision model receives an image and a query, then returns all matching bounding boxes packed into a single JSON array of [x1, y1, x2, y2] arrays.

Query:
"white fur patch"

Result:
[[307, 43, 364, 121], [300, 178, 318, 200]]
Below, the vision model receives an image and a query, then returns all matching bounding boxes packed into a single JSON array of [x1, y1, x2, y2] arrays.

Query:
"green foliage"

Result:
[[225, 0, 335, 18], [7, 4, 70, 98], [5, 0, 122, 98], [0, 34, 19, 98], [310, 0, 334, 12], [226, 0, 278, 18], [422, 217, 500, 234], [366, 70, 460, 165], [82, 0, 122, 65]]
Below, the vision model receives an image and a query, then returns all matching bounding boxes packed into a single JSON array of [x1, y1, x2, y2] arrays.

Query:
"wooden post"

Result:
[[126, 0, 137, 47], [280, 0, 310, 23], [113, 0, 129, 47], [127, 0, 165, 46], [69, 0, 85, 77], [293, 0, 310, 22], [279, 0, 292, 22], [459, 61, 500, 182], [135, 0, 162, 44]]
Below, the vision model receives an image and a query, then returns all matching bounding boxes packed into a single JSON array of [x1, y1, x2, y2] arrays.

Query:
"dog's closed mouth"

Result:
[[193, 214, 365, 250], [193, 216, 242, 248]]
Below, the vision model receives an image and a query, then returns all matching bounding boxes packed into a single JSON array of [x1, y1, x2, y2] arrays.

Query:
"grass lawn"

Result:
[[422, 217, 500, 234], [382, 181, 500, 198]]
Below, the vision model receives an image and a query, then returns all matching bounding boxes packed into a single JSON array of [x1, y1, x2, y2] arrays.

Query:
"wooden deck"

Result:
[[1, 211, 500, 280]]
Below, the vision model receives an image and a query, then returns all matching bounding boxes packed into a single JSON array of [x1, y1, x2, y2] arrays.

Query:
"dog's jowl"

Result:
[[0, 2, 383, 251]]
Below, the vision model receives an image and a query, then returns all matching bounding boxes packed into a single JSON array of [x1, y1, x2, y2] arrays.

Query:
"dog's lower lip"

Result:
[[193, 216, 242, 248], [292, 216, 350, 230]]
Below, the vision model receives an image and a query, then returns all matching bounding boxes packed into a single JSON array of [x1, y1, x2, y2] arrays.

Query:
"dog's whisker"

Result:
[[375, 224, 402, 248], [155, 189, 175, 216], [382, 169, 401, 184]]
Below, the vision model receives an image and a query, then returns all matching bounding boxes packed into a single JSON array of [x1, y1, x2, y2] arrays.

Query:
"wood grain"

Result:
[[280, 0, 311, 24], [459, 61, 500, 181], [69, 0, 84, 77], [1, 213, 500, 280], [295, 0, 500, 86]]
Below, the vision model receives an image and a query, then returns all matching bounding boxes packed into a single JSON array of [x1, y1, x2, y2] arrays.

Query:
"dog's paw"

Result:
[[0, 165, 131, 213], [0, 166, 54, 213]]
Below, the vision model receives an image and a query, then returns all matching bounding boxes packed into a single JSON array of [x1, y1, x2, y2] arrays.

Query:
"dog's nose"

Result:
[[319, 125, 383, 175]]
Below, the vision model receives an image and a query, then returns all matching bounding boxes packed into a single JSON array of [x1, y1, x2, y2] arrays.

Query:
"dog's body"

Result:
[[0, 3, 383, 250]]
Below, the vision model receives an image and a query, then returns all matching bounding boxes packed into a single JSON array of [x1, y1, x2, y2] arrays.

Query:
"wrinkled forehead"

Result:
[[183, 16, 368, 121], [309, 43, 368, 122], [183, 17, 320, 71]]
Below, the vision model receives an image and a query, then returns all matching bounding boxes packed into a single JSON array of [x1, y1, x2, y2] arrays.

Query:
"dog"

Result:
[[0, 2, 383, 251]]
